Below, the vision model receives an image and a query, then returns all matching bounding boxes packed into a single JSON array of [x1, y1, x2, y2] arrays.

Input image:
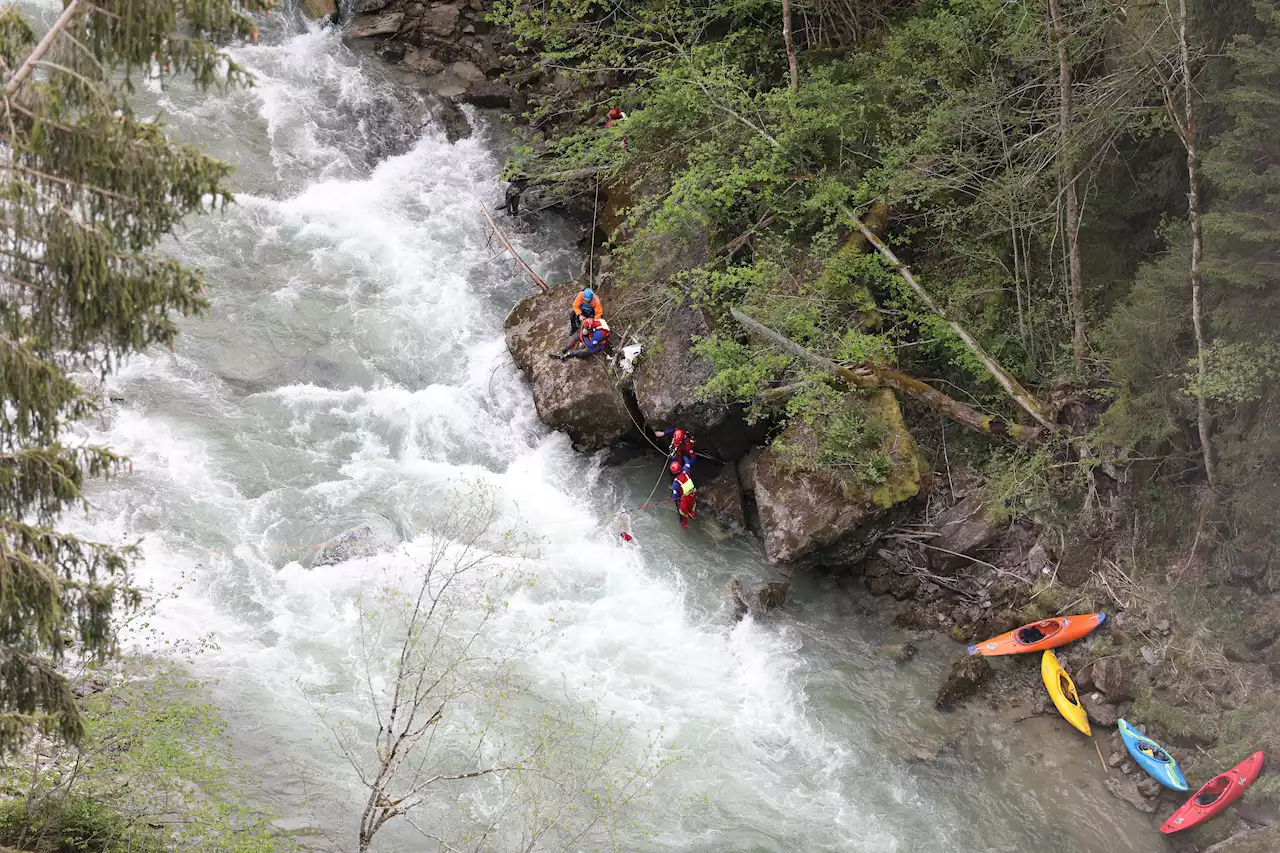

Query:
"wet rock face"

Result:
[[743, 390, 926, 570], [504, 285, 635, 450], [935, 655, 994, 710], [928, 496, 1005, 572], [633, 304, 762, 462], [696, 464, 747, 534], [343, 0, 521, 108]]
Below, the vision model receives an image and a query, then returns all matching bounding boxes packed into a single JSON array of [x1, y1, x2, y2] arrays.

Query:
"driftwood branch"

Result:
[[730, 307, 1044, 443], [479, 204, 549, 292], [833, 203, 1056, 430], [5, 0, 83, 96]]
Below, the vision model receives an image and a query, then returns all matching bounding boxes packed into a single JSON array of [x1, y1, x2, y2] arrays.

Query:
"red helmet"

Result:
[[608, 107, 622, 120], [670, 460, 681, 475], [672, 429, 686, 445], [582, 318, 598, 330]]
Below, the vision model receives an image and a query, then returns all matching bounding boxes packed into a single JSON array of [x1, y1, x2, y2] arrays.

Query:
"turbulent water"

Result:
[[45, 8, 1175, 853]]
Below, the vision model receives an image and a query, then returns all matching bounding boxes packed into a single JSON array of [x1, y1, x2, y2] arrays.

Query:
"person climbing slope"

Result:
[[555, 317, 611, 360], [569, 287, 603, 334], [670, 461, 696, 529], [654, 427, 696, 472], [604, 107, 629, 151]]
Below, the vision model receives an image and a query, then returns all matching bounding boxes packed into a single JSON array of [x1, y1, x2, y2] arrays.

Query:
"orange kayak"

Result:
[[968, 613, 1106, 656]]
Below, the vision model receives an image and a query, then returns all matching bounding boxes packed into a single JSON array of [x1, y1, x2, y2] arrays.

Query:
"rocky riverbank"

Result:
[[321, 1, 1280, 848]]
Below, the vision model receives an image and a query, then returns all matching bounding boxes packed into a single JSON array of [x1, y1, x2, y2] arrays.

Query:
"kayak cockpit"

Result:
[[1017, 620, 1062, 645], [1194, 777, 1230, 807]]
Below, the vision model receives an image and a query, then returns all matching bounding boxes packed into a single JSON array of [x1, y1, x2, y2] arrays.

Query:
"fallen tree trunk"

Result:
[[479, 204, 548, 292], [731, 308, 1045, 444], [835, 203, 1056, 431], [527, 167, 600, 187]]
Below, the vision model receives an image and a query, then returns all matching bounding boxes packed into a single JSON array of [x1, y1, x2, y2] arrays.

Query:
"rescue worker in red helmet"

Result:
[[556, 317, 611, 360], [670, 460, 696, 529], [654, 427, 695, 472], [604, 107, 628, 150]]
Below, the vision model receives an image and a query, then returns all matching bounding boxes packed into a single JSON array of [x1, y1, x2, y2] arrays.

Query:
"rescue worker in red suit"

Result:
[[670, 461, 696, 529], [654, 427, 695, 472]]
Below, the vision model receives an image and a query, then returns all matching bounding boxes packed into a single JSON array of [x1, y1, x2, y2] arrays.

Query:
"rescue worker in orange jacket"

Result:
[[654, 427, 695, 473], [670, 461, 696, 529], [569, 287, 602, 334]]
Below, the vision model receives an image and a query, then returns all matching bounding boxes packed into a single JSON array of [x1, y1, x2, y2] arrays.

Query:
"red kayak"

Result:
[[1160, 751, 1266, 834], [967, 613, 1106, 656]]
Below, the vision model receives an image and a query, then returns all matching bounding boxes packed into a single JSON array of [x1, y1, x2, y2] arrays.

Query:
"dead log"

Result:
[[479, 204, 548, 292]]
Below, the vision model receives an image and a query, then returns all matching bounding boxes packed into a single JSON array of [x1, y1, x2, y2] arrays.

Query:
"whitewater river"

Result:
[[53, 9, 1173, 853]]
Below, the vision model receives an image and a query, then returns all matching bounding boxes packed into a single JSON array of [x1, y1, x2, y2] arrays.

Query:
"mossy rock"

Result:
[[746, 389, 927, 567]]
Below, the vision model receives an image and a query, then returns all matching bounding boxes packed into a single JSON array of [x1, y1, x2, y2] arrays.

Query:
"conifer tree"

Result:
[[0, 0, 267, 751]]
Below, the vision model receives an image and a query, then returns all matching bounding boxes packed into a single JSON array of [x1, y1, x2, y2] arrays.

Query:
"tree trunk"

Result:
[[731, 308, 1045, 444], [1047, 0, 1089, 367], [835, 203, 1057, 430], [1176, 0, 1215, 488], [782, 0, 799, 93]]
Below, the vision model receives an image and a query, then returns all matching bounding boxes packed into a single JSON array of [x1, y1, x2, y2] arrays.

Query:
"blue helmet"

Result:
[[583, 288, 595, 301]]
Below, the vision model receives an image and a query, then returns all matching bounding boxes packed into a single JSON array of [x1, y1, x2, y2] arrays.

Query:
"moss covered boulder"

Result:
[[743, 389, 927, 569], [504, 283, 634, 450]]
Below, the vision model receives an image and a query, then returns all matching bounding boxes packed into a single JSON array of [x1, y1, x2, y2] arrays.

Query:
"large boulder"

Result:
[[504, 285, 634, 450], [928, 496, 1005, 572], [633, 303, 762, 461], [935, 655, 993, 710], [742, 389, 926, 570]]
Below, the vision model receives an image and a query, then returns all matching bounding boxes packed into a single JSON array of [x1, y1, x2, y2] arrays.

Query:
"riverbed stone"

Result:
[[633, 303, 762, 462], [422, 3, 461, 36], [755, 582, 789, 612], [1091, 656, 1133, 701], [344, 10, 405, 39], [504, 284, 634, 450], [880, 642, 919, 666], [743, 389, 926, 569], [726, 579, 790, 621], [316, 523, 397, 567], [401, 46, 446, 76], [935, 655, 993, 711], [1086, 694, 1120, 727], [928, 496, 1004, 572], [1104, 776, 1158, 813]]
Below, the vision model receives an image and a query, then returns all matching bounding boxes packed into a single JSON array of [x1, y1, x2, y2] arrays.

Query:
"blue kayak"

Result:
[[1118, 718, 1189, 791]]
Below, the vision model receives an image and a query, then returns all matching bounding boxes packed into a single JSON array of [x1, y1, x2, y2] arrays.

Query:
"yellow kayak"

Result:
[[1041, 649, 1091, 735]]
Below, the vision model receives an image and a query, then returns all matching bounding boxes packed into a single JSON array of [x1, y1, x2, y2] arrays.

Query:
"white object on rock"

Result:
[[618, 343, 643, 374]]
